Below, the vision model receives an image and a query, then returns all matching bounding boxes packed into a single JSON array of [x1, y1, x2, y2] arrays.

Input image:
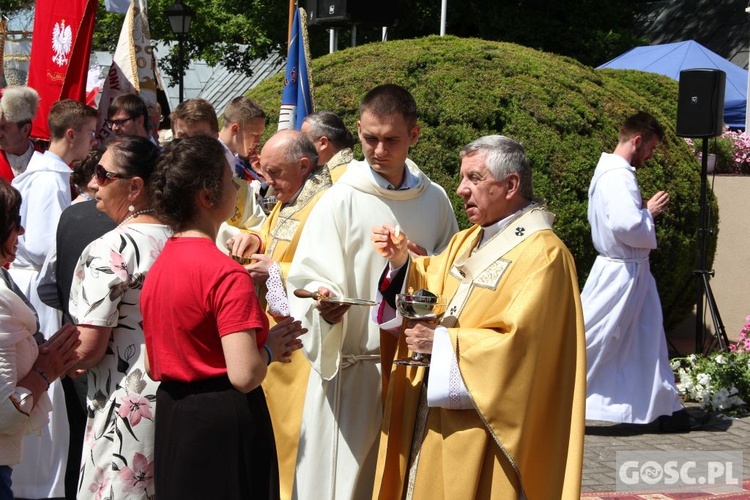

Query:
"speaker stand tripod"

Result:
[[692, 139, 730, 353]]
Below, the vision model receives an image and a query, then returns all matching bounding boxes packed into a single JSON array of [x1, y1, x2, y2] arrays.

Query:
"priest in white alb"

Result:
[[581, 111, 686, 430], [286, 84, 458, 500]]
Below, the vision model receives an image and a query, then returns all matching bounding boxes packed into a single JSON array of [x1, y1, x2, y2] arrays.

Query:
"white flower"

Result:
[[697, 373, 711, 386], [671, 351, 750, 414], [679, 373, 694, 392]]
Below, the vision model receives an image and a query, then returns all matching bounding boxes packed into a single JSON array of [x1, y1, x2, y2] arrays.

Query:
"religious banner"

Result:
[[96, 0, 161, 143], [278, 7, 313, 131], [28, 0, 97, 140]]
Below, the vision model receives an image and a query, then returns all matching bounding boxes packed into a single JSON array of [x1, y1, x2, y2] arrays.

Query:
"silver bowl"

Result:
[[395, 294, 447, 320]]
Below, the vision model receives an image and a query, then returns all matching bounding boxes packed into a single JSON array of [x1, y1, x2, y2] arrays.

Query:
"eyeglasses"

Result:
[[105, 116, 135, 128], [95, 164, 134, 185]]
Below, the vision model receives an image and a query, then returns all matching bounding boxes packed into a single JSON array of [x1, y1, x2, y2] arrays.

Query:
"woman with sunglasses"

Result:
[[0, 178, 81, 497], [68, 135, 168, 499]]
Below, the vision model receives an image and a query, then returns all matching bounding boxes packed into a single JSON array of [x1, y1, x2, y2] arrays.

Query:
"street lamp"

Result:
[[165, 1, 195, 104]]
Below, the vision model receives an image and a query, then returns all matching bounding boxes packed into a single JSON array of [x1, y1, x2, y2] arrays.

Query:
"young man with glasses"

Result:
[[106, 93, 152, 142]]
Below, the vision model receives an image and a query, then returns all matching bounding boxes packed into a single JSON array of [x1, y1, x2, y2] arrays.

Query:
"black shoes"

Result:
[[657, 409, 711, 433]]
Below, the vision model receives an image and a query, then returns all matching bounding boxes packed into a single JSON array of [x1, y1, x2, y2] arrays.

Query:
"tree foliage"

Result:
[[0, 0, 32, 14], [88, 0, 647, 80], [93, 0, 289, 81], [306, 0, 648, 67], [248, 35, 715, 329]]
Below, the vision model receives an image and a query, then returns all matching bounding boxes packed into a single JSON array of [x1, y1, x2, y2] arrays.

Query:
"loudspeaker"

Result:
[[676, 69, 726, 138], [306, 0, 398, 27]]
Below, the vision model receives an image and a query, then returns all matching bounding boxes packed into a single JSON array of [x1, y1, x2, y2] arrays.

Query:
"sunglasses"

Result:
[[95, 164, 134, 185], [105, 116, 135, 128]]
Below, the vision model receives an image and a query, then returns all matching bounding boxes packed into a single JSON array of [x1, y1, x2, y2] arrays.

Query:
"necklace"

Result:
[[119, 208, 155, 226]]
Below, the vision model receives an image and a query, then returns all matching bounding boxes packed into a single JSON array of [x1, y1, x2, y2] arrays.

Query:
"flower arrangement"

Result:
[[722, 129, 750, 174], [671, 317, 750, 415], [684, 128, 750, 174]]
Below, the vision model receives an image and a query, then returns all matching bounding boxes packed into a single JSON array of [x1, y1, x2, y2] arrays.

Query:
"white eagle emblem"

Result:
[[51, 20, 73, 67]]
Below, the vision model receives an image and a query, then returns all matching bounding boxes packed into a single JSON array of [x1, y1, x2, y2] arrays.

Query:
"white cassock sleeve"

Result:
[[427, 326, 473, 409]]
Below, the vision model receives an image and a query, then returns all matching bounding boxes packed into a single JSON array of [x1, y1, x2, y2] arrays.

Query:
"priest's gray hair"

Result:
[[302, 111, 354, 150], [460, 135, 533, 199], [277, 129, 319, 167]]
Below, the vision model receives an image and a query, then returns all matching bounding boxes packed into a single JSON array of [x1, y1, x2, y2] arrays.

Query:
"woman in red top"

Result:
[[142, 135, 295, 499]]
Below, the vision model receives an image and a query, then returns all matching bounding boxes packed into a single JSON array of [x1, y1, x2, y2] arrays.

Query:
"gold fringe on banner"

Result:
[[299, 7, 315, 111], [0, 19, 7, 87]]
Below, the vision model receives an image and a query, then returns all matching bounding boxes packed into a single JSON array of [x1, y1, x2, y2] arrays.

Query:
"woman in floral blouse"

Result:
[[69, 136, 168, 499]]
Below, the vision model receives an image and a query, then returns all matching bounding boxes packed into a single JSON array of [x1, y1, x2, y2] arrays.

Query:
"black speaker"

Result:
[[676, 69, 726, 138], [306, 0, 398, 27]]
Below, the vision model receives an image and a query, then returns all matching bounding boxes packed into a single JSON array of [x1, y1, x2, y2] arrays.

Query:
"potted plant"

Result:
[[672, 317, 750, 415]]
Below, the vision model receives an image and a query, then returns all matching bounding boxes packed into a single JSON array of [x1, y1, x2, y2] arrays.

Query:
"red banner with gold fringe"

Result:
[[28, 0, 97, 140]]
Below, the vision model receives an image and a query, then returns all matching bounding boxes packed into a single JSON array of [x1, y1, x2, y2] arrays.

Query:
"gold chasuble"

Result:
[[326, 147, 354, 182], [374, 207, 586, 500], [256, 166, 333, 500], [227, 177, 266, 231]]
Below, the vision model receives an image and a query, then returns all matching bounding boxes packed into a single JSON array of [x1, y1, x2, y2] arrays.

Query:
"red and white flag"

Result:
[[28, 0, 97, 140], [96, 0, 162, 143]]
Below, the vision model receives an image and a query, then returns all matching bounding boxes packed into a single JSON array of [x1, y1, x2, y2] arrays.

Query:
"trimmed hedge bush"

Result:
[[248, 35, 716, 329]]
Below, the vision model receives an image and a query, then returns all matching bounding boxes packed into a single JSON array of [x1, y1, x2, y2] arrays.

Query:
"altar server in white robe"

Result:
[[9, 99, 98, 499], [582, 111, 683, 426], [287, 84, 458, 500]]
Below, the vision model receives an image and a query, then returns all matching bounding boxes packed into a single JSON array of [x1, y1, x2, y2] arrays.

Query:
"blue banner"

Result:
[[278, 7, 313, 130]]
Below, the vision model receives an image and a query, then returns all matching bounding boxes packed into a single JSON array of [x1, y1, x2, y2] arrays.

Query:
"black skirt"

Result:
[[155, 376, 280, 500]]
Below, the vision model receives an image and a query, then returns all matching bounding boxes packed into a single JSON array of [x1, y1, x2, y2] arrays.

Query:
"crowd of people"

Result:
[[0, 79, 698, 500]]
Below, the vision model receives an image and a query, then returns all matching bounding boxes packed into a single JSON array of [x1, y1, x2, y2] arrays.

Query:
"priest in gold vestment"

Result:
[[228, 130, 332, 500], [371, 135, 586, 499]]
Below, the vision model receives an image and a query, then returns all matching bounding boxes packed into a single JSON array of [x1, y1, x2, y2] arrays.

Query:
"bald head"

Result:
[[259, 130, 318, 203]]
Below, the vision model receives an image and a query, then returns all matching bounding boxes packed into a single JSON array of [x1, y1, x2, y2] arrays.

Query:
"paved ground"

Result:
[[583, 409, 750, 493]]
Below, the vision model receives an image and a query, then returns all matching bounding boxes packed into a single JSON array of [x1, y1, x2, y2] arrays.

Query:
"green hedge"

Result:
[[249, 35, 716, 328]]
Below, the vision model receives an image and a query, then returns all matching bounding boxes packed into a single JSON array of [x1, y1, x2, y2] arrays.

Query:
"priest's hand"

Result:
[[646, 190, 670, 218], [404, 320, 435, 354], [371, 223, 409, 268], [227, 232, 261, 258], [316, 286, 351, 325], [246, 254, 273, 282]]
